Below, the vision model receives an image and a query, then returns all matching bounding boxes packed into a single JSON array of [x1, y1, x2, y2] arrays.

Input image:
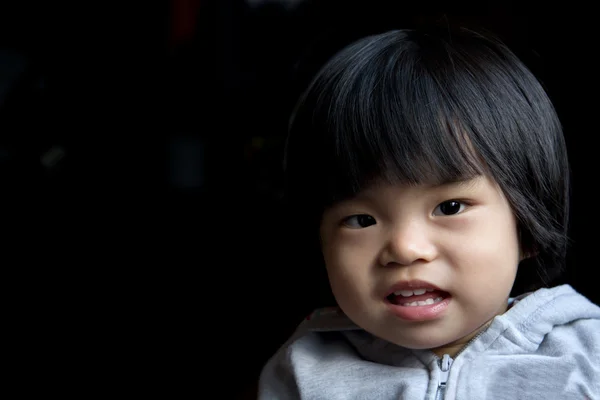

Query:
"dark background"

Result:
[[2, 1, 598, 398]]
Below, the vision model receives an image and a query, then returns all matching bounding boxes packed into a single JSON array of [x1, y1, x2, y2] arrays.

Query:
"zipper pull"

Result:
[[438, 354, 452, 389], [436, 354, 453, 400]]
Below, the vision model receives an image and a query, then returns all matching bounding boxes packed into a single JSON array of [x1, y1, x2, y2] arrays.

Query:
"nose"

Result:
[[378, 220, 438, 267]]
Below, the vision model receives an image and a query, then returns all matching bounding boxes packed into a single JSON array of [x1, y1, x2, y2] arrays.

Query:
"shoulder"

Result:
[[266, 306, 361, 358], [257, 307, 361, 399], [544, 314, 600, 356], [532, 287, 600, 394]]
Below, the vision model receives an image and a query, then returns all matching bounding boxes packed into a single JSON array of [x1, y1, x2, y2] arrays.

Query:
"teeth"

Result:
[[394, 288, 435, 297], [402, 297, 443, 307]]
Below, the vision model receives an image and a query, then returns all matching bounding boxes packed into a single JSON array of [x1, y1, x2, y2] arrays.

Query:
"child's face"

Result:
[[319, 175, 520, 356]]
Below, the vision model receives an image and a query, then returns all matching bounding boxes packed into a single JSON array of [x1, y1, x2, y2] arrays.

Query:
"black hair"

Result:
[[283, 27, 570, 292]]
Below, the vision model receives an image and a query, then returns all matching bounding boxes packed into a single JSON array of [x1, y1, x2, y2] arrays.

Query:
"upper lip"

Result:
[[384, 280, 445, 297]]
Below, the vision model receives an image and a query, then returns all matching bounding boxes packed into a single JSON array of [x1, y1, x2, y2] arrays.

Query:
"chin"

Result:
[[397, 339, 448, 351], [377, 328, 463, 351]]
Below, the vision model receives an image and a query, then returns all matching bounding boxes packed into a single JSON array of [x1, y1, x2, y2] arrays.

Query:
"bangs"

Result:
[[322, 55, 486, 200], [287, 30, 488, 207]]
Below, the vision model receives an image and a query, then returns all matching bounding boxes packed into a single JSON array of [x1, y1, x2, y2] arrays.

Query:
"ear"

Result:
[[517, 228, 538, 262], [519, 245, 539, 262]]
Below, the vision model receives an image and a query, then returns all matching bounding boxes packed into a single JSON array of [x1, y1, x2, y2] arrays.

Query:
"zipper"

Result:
[[435, 354, 452, 400], [434, 329, 487, 400]]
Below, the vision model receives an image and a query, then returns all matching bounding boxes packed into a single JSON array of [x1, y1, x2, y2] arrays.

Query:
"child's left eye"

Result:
[[433, 200, 466, 216]]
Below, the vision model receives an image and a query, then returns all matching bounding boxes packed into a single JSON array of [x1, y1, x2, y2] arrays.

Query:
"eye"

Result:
[[342, 214, 377, 229], [433, 200, 466, 216]]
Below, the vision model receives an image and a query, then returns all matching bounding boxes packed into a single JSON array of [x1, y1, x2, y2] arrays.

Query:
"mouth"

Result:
[[384, 280, 451, 321], [385, 288, 450, 306]]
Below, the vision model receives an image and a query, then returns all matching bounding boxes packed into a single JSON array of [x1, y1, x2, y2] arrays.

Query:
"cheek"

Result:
[[323, 239, 369, 279], [448, 216, 520, 288], [322, 235, 378, 296], [324, 231, 379, 266], [454, 210, 520, 252]]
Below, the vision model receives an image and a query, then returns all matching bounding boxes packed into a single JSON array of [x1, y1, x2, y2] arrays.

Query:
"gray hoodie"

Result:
[[258, 284, 600, 399]]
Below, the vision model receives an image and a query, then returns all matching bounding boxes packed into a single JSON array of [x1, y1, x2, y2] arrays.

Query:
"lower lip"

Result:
[[386, 296, 451, 321]]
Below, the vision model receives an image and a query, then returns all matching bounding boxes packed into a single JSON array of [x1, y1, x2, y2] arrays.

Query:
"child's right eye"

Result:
[[342, 214, 377, 229]]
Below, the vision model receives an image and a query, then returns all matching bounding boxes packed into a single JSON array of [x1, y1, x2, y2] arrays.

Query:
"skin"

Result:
[[319, 175, 521, 357]]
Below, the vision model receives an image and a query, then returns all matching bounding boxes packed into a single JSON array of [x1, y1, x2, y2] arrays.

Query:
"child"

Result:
[[258, 27, 600, 399]]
